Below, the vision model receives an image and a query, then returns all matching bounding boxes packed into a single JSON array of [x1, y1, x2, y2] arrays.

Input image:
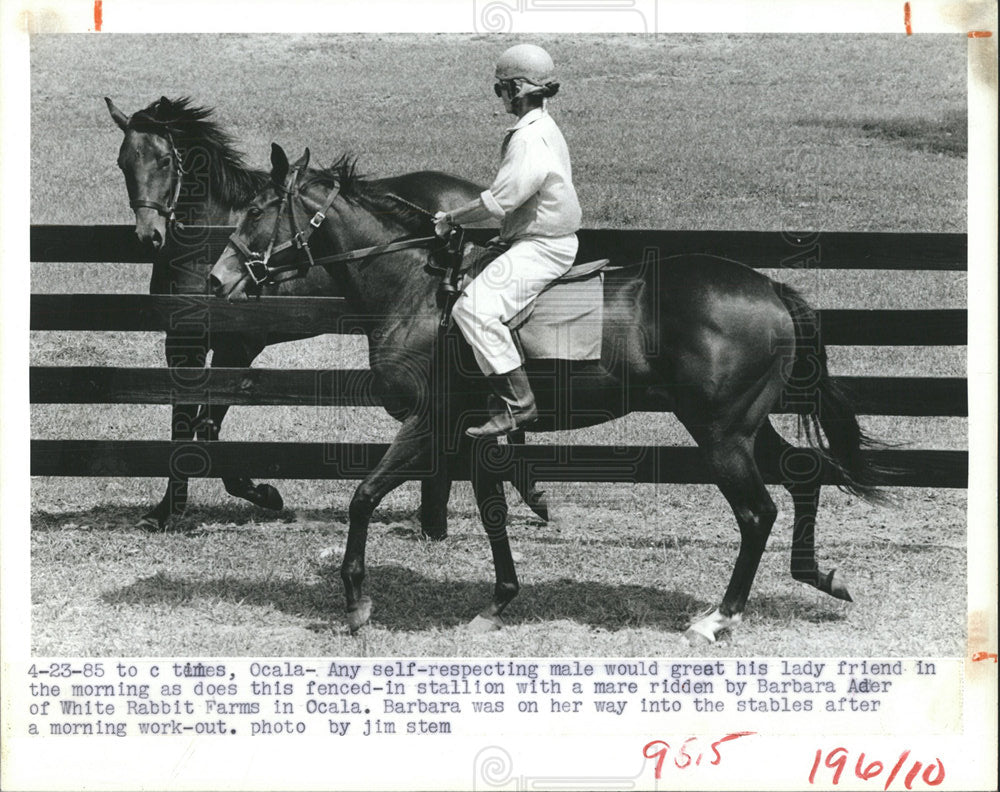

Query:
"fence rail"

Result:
[[31, 225, 968, 271], [31, 441, 968, 488], [30, 225, 968, 489], [30, 294, 968, 345], [30, 367, 967, 417]]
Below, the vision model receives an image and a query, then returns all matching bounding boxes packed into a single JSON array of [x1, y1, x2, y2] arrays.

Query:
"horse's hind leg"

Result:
[[469, 437, 519, 632], [205, 339, 284, 513], [755, 420, 852, 601], [684, 433, 779, 645], [675, 364, 787, 645]]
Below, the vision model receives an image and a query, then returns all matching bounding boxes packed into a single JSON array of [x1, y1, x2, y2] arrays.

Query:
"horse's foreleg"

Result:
[[204, 339, 284, 513], [508, 429, 549, 522], [755, 421, 852, 602], [195, 403, 284, 512], [139, 335, 206, 530], [342, 413, 437, 632], [419, 472, 451, 540], [469, 437, 519, 632]]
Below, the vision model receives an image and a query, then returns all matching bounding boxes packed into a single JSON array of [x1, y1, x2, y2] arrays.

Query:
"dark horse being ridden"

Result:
[[107, 96, 547, 532], [211, 144, 882, 644]]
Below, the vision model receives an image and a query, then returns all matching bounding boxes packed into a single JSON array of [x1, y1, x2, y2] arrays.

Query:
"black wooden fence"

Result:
[[30, 226, 968, 488]]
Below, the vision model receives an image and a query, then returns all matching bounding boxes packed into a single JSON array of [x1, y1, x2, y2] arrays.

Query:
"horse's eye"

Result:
[[157, 156, 172, 170], [247, 206, 262, 219]]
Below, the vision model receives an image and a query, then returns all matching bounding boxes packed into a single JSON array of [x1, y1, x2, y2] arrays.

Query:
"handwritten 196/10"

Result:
[[643, 737, 945, 790], [808, 748, 944, 789]]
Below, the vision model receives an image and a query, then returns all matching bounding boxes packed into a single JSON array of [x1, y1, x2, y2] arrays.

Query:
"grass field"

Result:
[[28, 33, 968, 656]]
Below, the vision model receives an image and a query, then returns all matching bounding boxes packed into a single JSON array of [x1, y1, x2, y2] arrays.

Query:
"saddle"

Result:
[[436, 237, 610, 361]]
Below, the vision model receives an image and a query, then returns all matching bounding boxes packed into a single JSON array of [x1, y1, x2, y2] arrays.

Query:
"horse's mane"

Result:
[[130, 96, 269, 210], [308, 156, 433, 234]]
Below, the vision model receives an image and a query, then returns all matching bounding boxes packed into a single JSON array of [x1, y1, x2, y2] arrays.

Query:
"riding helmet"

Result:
[[495, 44, 557, 96]]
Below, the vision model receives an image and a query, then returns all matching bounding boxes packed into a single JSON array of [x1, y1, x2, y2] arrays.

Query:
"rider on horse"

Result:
[[434, 44, 582, 439]]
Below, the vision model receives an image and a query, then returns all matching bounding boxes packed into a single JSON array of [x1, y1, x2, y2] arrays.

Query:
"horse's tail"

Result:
[[772, 282, 887, 501]]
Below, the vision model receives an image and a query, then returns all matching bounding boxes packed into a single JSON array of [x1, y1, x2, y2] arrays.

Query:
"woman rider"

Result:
[[434, 43, 582, 439]]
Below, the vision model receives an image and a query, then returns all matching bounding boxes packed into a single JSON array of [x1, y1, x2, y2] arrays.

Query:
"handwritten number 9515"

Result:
[[643, 732, 755, 778]]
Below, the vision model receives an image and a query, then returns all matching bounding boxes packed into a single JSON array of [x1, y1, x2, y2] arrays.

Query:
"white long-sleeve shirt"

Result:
[[479, 108, 582, 241]]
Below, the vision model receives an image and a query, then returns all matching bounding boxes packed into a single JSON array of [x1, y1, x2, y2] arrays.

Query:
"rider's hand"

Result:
[[433, 211, 453, 238]]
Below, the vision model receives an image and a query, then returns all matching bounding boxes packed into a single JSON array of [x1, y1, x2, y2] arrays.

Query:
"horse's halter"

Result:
[[226, 166, 341, 287], [225, 169, 440, 289], [129, 128, 186, 225]]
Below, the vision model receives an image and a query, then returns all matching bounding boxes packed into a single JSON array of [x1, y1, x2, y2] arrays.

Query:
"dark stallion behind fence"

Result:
[[210, 144, 883, 644], [106, 96, 546, 532]]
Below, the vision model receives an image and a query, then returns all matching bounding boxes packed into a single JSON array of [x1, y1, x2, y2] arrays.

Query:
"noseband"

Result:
[[129, 130, 186, 225], [226, 166, 342, 286], [225, 170, 439, 288]]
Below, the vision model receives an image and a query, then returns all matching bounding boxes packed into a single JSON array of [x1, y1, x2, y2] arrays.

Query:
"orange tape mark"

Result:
[[94, 0, 102, 31], [967, 30, 993, 38], [904, 2, 912, 35]]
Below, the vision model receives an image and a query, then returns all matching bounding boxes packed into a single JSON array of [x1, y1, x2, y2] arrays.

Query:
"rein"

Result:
[[227, 175, 440, 287]]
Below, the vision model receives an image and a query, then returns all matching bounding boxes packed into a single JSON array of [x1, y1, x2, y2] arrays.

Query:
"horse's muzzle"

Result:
[[208, 272, 227, 298], [209, 272, 249, 301], [209, 249, 248, 300], [134, 209, 167, 251]]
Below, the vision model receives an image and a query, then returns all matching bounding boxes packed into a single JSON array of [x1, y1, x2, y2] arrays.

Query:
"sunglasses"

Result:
[[493, 81, 513, 97]]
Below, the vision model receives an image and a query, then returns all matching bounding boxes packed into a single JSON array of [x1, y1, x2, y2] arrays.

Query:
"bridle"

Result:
[[129, 127, 186, 226], [225, 167, 440, 288]]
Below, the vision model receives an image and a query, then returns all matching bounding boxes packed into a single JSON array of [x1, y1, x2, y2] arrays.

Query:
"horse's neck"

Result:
[[328, 208, 438, 331], [175, 197, 238, 226], [176, 143, 267, 224]]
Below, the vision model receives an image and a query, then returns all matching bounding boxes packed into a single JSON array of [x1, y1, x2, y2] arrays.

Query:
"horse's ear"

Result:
[[105, 97, 129, 131], [270, 143, 290, 185], [292, 147, 311, 172]]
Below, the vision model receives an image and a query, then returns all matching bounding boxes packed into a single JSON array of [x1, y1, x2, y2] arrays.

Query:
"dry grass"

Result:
[[28, 33, 967, 656], [31, 483, 966, 656]]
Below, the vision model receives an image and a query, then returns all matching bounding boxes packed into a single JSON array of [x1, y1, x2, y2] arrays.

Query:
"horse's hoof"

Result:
[[254, 484, 284, 512], [683, 608, 739, 646], [826, 569, 853, 602], [525, 490, 549, 523], [469, 614, 504, 633], [347, 597, 372, 634], [421, 527, 448, 542], [681, 627, 714, 647], [136, 514, 166, 532]]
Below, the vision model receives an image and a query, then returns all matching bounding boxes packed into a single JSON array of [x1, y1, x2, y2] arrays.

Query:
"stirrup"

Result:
[[466, 404, 537, 439]]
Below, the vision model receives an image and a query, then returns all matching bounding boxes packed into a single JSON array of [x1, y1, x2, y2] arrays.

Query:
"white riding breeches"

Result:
[[452, 234, 578, 375]]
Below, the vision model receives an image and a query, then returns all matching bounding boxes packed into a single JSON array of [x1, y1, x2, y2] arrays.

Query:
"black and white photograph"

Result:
[[2, 1, 996, 789]]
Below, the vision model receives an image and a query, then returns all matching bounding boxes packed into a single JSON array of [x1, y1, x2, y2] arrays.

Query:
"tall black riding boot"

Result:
[[466, 366, 538, 438]]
